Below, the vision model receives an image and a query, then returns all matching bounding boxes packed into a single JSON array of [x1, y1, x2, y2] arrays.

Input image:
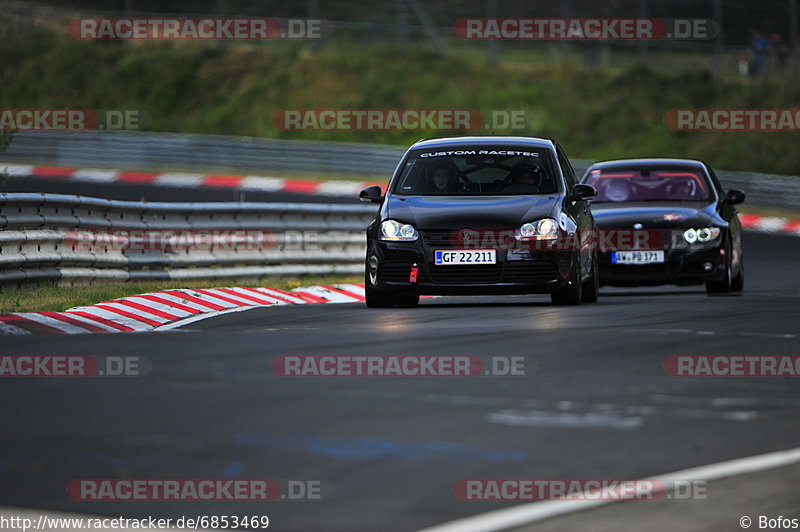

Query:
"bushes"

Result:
[[2, 33, 798, 174]]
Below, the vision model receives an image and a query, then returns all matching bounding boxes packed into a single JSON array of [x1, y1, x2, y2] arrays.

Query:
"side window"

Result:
[[556, 145, 576, 189], [706, 165, 724, 200]]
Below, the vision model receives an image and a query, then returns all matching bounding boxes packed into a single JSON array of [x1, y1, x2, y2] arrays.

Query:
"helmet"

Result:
[[605, 179, 631, 201], [512, 163, 544, 187]]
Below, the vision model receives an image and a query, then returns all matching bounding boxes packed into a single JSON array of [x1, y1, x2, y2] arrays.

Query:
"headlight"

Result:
[[379, 219, 418, 241], [683, 227, 720, 244], [514, 218, 559, 241]]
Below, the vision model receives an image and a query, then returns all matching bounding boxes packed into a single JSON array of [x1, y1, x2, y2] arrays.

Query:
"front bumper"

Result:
[[368, 237, 577, 296], [598, 244, 726, 286]]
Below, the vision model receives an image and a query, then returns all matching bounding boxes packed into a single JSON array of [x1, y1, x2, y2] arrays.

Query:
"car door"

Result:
[[556, 144, 593, 276], [706, 164, 743, 266]]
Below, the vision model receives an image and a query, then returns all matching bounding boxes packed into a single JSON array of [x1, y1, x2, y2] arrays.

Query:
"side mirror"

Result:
[[569, 184, 597, 202], [359, 185, 384, 203], [723, 189, 745, 205]]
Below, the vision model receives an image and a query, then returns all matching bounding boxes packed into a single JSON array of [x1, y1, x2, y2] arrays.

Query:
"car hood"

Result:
[[384, 195, 560, 229], [590, 201, 718, 228]]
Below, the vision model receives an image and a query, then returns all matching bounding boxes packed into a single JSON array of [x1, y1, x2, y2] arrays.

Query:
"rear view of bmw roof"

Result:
[[588, 158, 707, 170], [410, 136, 555, 151]]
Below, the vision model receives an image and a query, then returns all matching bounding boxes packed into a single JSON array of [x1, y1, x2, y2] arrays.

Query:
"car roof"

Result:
[[586, 158, 708, 171], [410, 136, 555, 150]]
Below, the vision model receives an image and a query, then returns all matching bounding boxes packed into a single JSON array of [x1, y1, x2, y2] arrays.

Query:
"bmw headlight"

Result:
[[514, 218, 559, 241], [683, 227, 720, 244], [379, 219, 419, 241]]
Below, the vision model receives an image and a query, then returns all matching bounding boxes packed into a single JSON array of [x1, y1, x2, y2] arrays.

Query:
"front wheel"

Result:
[[394, 294, 420, 307], [731, 256, 744, 292], [365, 267, 396, 307], [551, 259, 582, 306], [706, 238, 733, 294], [365, 283, 396, 308], [364, 270, 419, 308], [581, 252, 600, 303]]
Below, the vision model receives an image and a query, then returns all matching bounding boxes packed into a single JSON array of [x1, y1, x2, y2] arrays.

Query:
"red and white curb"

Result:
[[2, 164, 382, 197], [740, 214, 800, 237], [0, 283, 367, 336]]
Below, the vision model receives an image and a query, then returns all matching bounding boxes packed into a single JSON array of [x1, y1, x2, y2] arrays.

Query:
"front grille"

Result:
[[505, 261, 560, 283], [422, 230, 458, 248], [423, 229, 518, 250], [428, 263, 503, 284], [378, 261, 415, 283]]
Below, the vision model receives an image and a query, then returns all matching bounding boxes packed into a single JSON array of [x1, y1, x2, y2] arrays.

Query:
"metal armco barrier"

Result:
[[4, 131, 798, 209], [3, 131, 405, 177], [0, 193, 376, 288]]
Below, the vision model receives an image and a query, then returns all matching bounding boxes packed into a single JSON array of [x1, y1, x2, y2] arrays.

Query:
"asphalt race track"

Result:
[[1, 233, 798, 531]]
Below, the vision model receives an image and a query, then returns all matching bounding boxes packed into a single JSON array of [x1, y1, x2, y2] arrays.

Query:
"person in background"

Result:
[[770, 33, 788, 75], [738, 52, 750, 76], [749, 29, 770, 76]]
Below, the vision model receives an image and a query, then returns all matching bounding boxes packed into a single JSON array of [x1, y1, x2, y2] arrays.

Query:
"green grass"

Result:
[[0, 275, 361, 313], [2, 31, 800, 175]]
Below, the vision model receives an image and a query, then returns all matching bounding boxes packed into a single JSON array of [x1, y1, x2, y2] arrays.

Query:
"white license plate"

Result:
[[612, 251, 665, 264], [434, 249, 496, 265]]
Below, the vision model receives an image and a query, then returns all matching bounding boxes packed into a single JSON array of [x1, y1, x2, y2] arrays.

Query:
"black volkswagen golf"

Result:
[[580, 158, 745, 294], [359, 136, 599, 307]]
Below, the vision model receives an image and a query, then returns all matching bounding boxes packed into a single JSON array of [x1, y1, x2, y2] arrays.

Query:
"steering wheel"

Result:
[[456, 172, 476, 192]]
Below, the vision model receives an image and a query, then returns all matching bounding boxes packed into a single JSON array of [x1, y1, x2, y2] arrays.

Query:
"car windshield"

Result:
[[584, 168, 712, 202], [392, 148, 559, 196]]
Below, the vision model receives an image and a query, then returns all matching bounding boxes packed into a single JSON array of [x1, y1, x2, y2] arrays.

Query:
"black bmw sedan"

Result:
[[359, 136, 599, 307], [579, 158, 745, 294]]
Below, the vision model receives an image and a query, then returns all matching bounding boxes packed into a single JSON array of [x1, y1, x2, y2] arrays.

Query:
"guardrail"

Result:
[[0, 193, 376, 289], [5, 131, 799, 209], [3, 131, 405, 177]]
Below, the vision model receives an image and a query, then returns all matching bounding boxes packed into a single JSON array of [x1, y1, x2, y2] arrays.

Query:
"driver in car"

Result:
[[502, 163, 544, 193], [668, 177, 698, 200], [428, 162, 459, 193]]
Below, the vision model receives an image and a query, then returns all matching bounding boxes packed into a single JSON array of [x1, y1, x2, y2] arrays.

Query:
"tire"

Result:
[[365, 268, 396, 308], [365, 283, 396, 307], [706, 238, 732, 294], [731, 256, 744, 292], [581, 252, 600, 303], [394, 294, 420, 306], [551, 258, 582, 306]]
